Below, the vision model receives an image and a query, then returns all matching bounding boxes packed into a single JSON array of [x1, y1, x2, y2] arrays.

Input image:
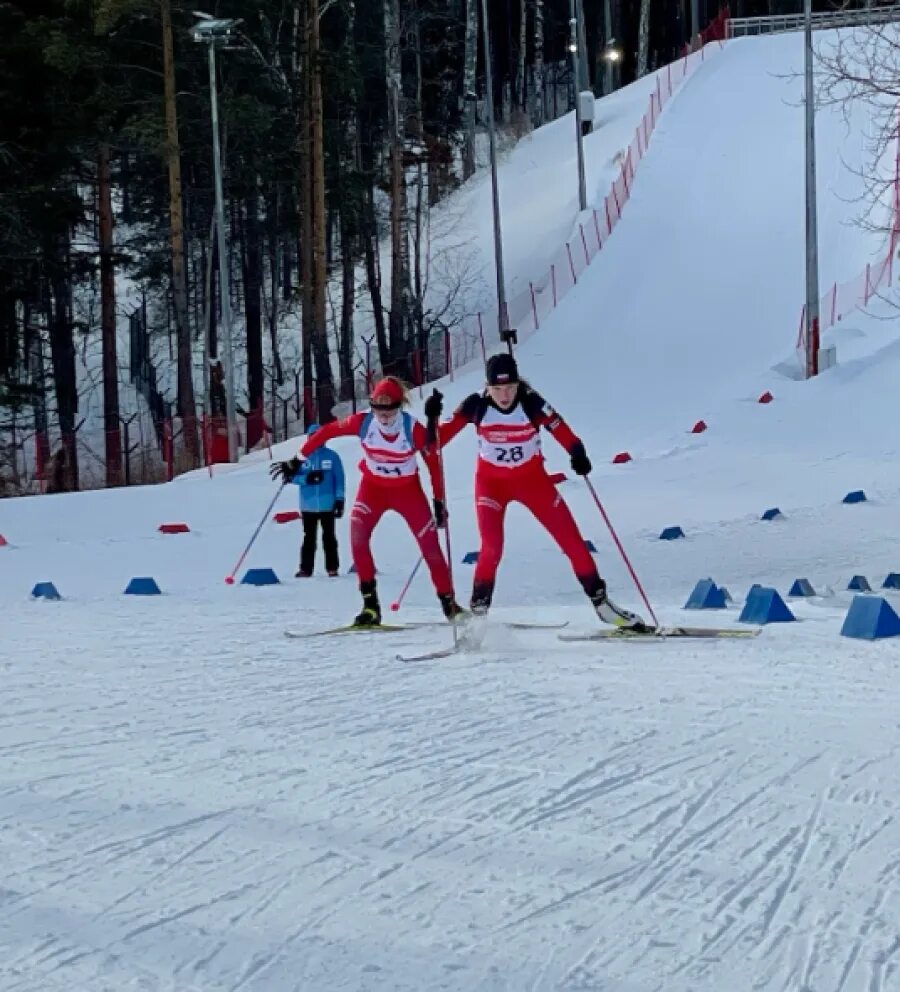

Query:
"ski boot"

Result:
[[327, 570, 339, 578], [353, 580, 382, 627], [295, 568, 312, 578], [439, 592, 467, 623], [470, 581, 493, 617], [585, 576, 647, 631]]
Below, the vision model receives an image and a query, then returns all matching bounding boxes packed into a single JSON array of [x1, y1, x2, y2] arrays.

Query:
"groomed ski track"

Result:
[[5, 30, 900, 992], [5, 605, 900, 992]]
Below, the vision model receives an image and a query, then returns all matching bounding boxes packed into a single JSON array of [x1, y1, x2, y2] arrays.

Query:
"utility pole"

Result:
[[479, 0, 511, 344], [803, 0, 820, 378], [569, 0, 588, 211], [193, 14, 242, 461]]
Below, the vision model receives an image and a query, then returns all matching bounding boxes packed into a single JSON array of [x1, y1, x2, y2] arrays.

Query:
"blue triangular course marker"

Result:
[[584, 539, 597, 552], [761, 507, 783, 521], [31, 581, 61, 601], [241, 568, 279, 586], [847, 575, 871, 592], [659, 526, 685, 540], [788, 578, 816, 597], [684, 578, 726, 610], [125, 576, 161, 596], [840, 595, 900, 639], [461, 551, 479, 564], [843, 490, 867, 504], [882, 573, 900, 589], [738, 586, 795, 624]]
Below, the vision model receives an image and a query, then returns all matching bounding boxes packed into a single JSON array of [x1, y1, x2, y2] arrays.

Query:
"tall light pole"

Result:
[[479, 0, 511, 345], [603, 0, 614, 94], [569, 0, 588, 211], [192, 14, 241, 460], [803, 0, 821, 378]]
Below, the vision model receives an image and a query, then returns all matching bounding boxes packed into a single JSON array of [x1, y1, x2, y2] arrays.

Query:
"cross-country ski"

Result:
[[559, 625, 762, 641]]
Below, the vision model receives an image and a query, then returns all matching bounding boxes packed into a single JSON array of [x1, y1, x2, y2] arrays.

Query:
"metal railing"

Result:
[[727, 3, 900, 37]]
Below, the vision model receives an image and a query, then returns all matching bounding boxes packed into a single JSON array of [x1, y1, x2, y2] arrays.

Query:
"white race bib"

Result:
[[361, 414, 418, 478], [476, 405, 541, 468]]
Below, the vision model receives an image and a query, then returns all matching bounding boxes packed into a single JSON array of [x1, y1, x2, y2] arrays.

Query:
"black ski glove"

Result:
[[433, 498, 447, 529], [569, 441, 592, 476], [333, 498, 345, 519], [270, 457, 302, 483], [424, 389, 443, 421]]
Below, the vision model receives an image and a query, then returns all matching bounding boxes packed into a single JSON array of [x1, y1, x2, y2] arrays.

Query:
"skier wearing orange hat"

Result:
[[272, 377, 463, 627]]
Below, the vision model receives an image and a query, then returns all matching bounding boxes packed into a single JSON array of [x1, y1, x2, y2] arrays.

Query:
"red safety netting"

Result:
[[796, 223, 899, 349]]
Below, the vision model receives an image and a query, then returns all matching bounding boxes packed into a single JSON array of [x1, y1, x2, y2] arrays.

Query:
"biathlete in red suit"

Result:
[[273, 377, 463, 627], [428, 353, 644, 628]]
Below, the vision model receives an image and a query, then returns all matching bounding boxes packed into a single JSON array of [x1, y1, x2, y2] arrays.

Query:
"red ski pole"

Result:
[[584, 477, 659, 628], [224, 481, 286, 585], [390, 555, 424, 613]]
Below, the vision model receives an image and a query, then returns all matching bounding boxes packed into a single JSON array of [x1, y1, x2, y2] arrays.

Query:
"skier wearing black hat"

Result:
[[427, 353, 645, 629]]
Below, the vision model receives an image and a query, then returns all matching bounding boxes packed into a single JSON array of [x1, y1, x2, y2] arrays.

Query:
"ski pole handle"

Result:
[[225, 481, 286, 584]]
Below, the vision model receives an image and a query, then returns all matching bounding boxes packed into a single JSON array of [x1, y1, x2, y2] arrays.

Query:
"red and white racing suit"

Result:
[[438, 387, 599, 594], [301, 411, 452, 594]]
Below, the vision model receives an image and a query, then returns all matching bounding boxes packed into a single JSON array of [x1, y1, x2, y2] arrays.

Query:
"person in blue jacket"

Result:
[[289, 423, 346, 577]]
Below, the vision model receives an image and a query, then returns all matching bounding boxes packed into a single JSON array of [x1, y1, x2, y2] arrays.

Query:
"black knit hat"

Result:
[[486, 352, 519, 386]]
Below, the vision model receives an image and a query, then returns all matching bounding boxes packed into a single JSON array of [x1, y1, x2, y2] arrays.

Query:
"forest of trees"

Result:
[[0, 0, 839, 492]]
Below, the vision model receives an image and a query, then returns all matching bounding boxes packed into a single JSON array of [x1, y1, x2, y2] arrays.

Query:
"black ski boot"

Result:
[[582, 575, 647, 631], [470, 581, 494, 617], [353, 580, 382, 627], [439, 592, 467, 623]]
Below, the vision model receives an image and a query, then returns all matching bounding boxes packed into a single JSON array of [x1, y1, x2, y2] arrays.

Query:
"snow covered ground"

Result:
[[4, 30, 900, 992]]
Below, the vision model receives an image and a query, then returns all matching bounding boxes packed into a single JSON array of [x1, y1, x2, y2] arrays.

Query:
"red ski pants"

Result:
[[473, 466, 598, 586], [350, 473, 452, 596]]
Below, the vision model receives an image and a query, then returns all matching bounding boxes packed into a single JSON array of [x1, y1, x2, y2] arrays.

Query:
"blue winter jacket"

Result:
[[290, 424, 346, 512]]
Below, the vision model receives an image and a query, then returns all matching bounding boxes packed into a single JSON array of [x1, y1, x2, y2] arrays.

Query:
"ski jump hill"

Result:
[[4, 30, 900, 992]]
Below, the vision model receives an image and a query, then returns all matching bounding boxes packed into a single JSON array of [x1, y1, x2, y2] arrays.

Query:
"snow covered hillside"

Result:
[[4, 30, 900, 992]]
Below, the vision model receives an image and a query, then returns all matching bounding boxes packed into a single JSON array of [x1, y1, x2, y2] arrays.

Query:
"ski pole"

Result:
[[428, 392, 459, 647], [389, 555, 424, 613], [583, 476, 659, 628], [224, 481, 286, 585]]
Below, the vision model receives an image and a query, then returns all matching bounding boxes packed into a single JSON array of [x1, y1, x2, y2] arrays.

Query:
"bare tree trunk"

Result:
[[98, 143, 122, 486], [266, 189, 284, 388], [339, 213, 355, 399], [411, 1, 426, 367], [531, 0, 545, 127], [309, 0, 335, 420], [637, 0, 651, 78], [297, 1, 315, 426], [386, 0, 412, 374], [337, 0, 358, 400], [462, 0, 478, 179], [516, 0, 527, 113], [242, 189, 264, 415], [364, 189, 390, 373], [47, 234, 79, 491], [160, 0, 198, 464]]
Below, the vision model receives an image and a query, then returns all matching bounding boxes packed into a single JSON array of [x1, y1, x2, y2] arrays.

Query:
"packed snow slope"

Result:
[[5, 30, 900, 992]]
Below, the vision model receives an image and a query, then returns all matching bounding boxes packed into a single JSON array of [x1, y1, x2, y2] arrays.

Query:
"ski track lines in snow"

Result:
[[4, 616, 900, 992]]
